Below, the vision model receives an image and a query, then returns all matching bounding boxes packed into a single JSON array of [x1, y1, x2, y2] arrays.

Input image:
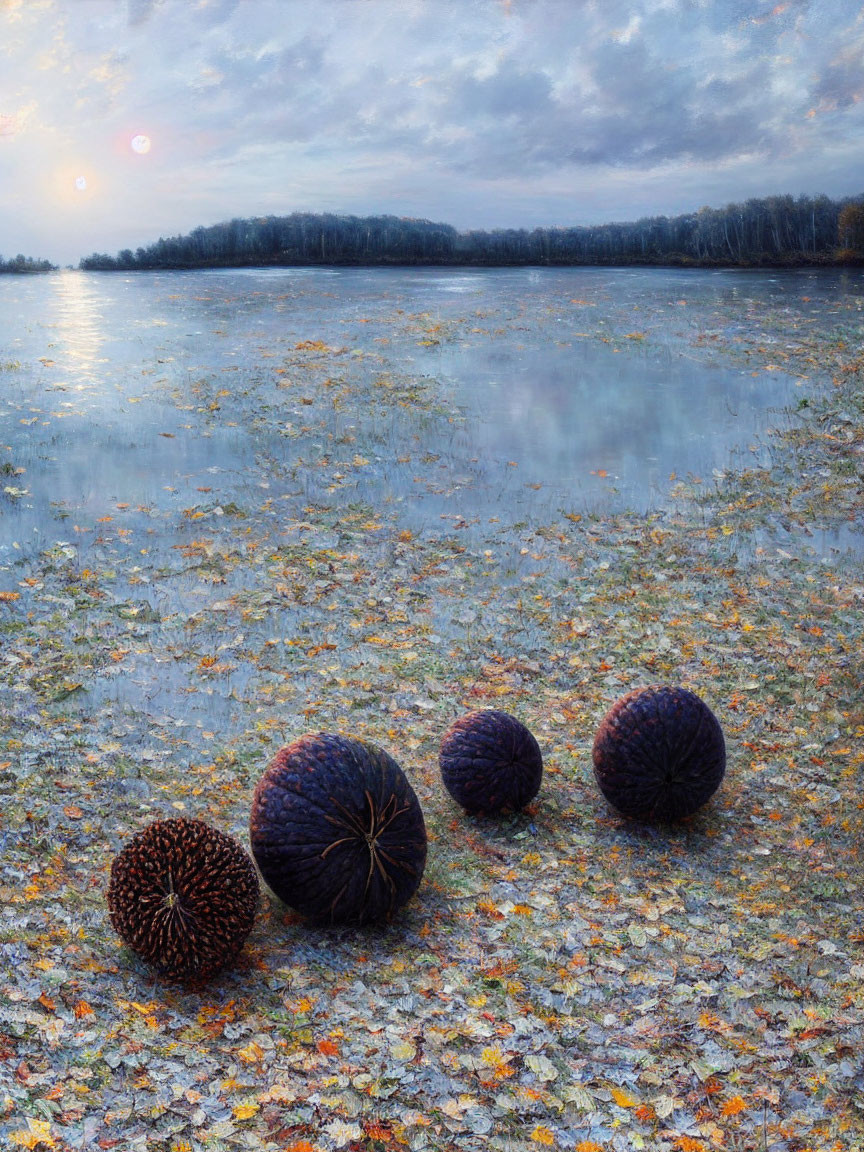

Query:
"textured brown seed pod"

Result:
[[439, 709, 543, 815], [592, 686, 725, 821], [249, 733, 427, 925], [107, 817, 259, 982]]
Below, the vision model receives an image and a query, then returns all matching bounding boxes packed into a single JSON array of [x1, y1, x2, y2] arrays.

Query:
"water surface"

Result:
[[3, 264, 848, 544]]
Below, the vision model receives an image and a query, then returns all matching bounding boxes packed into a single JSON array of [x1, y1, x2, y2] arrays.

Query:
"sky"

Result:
[[1, 0, 862, 265]]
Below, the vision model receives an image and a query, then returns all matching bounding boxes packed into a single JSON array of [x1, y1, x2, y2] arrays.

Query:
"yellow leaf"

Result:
[[609, 1085, 638, 1108], [232, 1102, 260, 1120], [236, 1040, 265, 1063], [10, 1118, 56, 1149], [481, 1046, 510, 1068], [389, 1039, 416, 1062], [530, 1126, 555, 1146], [130, 1000, 159, 1015]]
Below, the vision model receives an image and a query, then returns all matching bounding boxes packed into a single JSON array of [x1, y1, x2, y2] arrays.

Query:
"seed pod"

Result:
[[250, 733, 427, 925], [592, 686, 725, 821], [439, 709, 543, 815], [107, 817, 259, 982]]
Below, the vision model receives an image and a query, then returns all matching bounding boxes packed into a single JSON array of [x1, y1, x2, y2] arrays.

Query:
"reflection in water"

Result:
[[439, 333, 789, 510], [0, 265, 860, 757], [1, 264, 861, 538], [51, 270, 106, 392]]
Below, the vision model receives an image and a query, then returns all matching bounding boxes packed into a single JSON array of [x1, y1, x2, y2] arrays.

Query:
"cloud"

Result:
[[1, 0, 862, 262], [813, 41, 864, 112]]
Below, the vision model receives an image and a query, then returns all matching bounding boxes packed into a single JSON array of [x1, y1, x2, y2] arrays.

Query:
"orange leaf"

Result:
[[317, 1038, 339, 1057], [720, 1094, 749, 1117], [74, 1000, 95, 1018], [609, 1086, 638, 1108], [236, 1040, 265, 1063], [0, 590, 21, 602], [363, 1122, 392, 1142], [575, 1142, 604, 1152], [674, 1139, 705, 1152]]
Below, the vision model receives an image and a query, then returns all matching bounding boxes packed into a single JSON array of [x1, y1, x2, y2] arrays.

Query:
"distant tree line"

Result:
[[79, 194, 864, 272], [0, 253, 56, 273]]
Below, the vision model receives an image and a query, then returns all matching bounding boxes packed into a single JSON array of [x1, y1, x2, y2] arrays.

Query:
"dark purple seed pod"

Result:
[[107, 817, 259, 982], [249, 733, 427, 925], [439, 709, 543, 815], [592, 686, 725, 821]]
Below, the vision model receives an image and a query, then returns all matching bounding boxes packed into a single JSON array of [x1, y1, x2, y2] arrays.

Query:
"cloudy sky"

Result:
[[1, 0, 862, 264]]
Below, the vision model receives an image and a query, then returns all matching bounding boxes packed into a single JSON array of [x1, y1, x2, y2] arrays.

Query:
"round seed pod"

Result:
[[107, 817, 259, 982], [592, 686, 725, 821], [249, 733, 427, 925], [439, 709, 543, 815]]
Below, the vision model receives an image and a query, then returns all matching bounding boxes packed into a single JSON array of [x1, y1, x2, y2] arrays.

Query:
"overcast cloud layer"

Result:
[[1, 0, 862, 263]]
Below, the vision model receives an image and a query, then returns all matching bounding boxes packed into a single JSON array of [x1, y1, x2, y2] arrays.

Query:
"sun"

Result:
[[50, 165, 98, 205], [131, 134, 151, 154]]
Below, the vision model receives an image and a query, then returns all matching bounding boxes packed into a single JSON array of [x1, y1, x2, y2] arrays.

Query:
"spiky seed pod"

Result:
[[249, 733, 427, 926], [592, 686, 726, 822], [107, 818, 259, 982], [439, 709, 543, 815]]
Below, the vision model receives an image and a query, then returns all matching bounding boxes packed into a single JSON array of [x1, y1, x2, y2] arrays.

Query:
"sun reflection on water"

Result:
[[51, 270, 107, 393]]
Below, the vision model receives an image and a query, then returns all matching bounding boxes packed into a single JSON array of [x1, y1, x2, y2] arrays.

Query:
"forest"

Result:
[[79, 193, 864, 271], [0, 253, 56, 273]]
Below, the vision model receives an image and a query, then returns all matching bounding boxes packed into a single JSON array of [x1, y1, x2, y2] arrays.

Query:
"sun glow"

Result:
[[49, 164, 100, 208], [130, 133, 151, 154]]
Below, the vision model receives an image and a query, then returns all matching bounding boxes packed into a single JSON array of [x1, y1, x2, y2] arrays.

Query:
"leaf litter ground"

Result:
[[0, 269, 862, 1152]]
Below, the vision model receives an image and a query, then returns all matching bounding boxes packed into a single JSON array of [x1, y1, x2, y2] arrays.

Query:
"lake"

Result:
[[3, 264, 859, 548], [0, 264, 860, 748]]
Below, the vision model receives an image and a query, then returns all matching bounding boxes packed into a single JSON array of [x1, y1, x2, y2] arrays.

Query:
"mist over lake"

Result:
[[5, 264, 853, 542]]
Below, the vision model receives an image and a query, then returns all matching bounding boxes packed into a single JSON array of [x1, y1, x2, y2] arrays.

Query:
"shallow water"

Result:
[[1, 264, 861, 753], [3, 265, 856, 540]]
